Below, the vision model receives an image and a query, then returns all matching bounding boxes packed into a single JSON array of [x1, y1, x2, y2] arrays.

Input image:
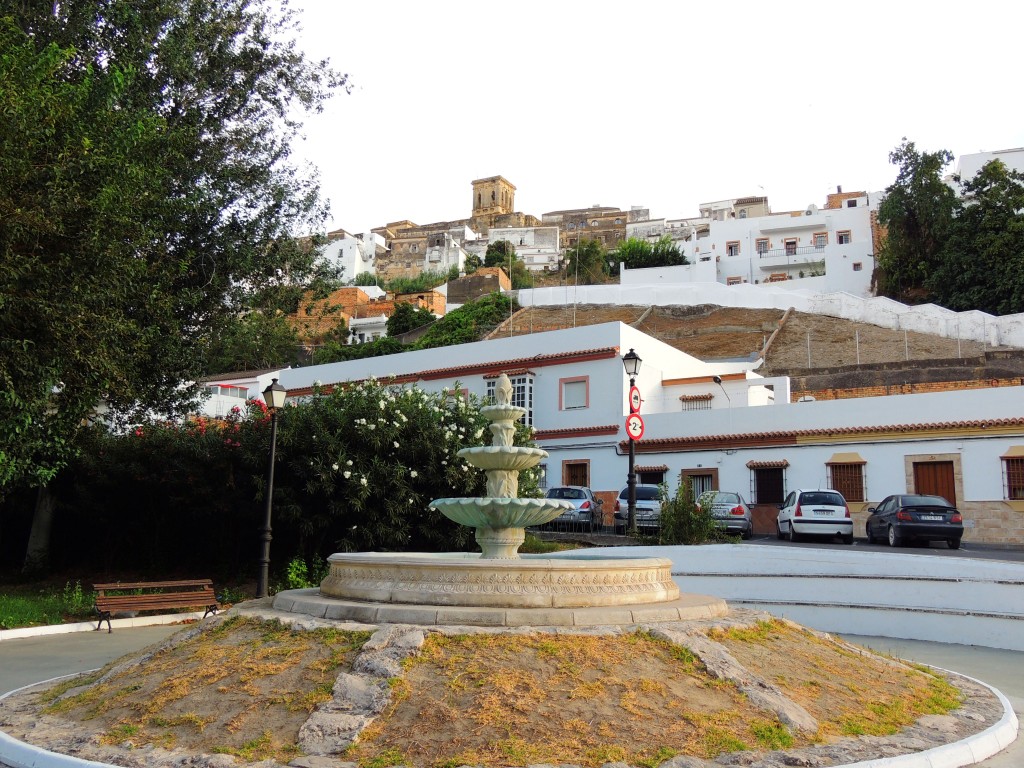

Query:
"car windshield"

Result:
[[901, 495, 951, 507], [547, 488, 586, 500], [799, 491, 845, 506]]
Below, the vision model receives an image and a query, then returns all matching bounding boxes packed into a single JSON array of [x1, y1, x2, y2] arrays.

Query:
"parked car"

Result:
[[696, 490, 753, 539], [543, 486, 603, 532], [866, 494, 964, 549], [613, 484, 663, 533], [776, 489, 853, 544]]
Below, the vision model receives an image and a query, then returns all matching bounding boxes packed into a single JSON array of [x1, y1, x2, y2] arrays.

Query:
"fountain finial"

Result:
[[495, 373, 513, 407]]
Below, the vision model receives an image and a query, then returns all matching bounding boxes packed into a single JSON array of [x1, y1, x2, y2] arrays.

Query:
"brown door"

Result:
[[913, 461, 956, 504], [564, 461, 589, 487]]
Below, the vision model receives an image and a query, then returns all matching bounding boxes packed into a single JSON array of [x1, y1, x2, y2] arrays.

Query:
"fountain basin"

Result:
[[318, 551, 685, 609], [430, 497, 572, 529], [458, 445, 548, 471]]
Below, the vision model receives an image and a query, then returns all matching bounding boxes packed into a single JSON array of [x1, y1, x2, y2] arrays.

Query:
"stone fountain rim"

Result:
[[325, 551, 675, 568]]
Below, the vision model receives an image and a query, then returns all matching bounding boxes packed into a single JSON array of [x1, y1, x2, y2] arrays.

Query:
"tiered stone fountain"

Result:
[[274, 374, 727, 626]]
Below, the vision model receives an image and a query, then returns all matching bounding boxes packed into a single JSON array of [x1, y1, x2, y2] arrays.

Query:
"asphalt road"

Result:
[[746, 535, 1024, 562]]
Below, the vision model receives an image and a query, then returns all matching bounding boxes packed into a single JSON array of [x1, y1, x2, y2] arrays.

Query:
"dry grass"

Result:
[[28, 616, 963, 768]]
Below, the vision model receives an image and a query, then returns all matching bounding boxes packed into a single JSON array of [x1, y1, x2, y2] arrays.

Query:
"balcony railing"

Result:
[[758, 244, 826, 259]]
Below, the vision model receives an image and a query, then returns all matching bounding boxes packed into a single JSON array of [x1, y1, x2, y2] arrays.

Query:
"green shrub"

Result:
[[657, 479, 731, 545]]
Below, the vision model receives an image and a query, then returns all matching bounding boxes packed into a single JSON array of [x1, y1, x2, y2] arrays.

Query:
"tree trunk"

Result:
[[23, 484, 55, 576]]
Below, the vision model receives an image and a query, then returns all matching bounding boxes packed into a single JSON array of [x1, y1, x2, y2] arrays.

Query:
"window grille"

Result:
[[1003, 457, 1024, 500], [486, 375, 534, 426], [829, 463, 865, 502]]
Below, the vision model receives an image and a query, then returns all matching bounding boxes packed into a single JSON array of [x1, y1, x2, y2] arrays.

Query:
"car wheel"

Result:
[[865, 524, 875, 544], [887, 525, 902, 547], [788, 523, 800, 543], [742, 527, 752, 540], [776, 523, 785, 540], [948, 538, 961, 550], [842, 534, 853, 545]]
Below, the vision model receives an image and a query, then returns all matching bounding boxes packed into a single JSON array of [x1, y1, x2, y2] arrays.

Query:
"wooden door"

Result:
[[913, 461, 956, 504]]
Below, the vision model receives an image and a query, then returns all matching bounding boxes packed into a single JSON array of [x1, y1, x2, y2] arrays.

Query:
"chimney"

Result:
[[837, 185, 842, 194]]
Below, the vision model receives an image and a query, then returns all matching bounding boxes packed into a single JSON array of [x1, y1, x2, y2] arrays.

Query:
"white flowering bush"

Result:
[[271, 379, 538, 555]]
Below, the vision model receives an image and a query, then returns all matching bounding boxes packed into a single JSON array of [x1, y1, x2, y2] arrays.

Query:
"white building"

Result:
[[464, 226, 562, 272], [198, 368, 284, 419], [620, 194, 880, 297], [321, 230, 385, 282], [950, 147, 1024, 188], [424, 228, 474, 274], [278, 322, 1024, 546]]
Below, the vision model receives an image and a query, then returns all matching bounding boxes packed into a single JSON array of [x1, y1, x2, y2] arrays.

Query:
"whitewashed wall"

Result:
[[515, 283, 1024, 348]]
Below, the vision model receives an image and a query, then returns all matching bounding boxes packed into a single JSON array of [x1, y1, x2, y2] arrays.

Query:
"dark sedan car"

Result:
[[866, 494, 964, 549]]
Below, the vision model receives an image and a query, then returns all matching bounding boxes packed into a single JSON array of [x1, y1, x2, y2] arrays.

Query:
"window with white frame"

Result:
[[837, 230, 852, 245], [486, 374, 534, 426], [755, 238, 769, 254], [813, 232, 827, 249], [1002, 452, 1024, 499], [726, 241, 740, 257], [560, 377, 589, 410]]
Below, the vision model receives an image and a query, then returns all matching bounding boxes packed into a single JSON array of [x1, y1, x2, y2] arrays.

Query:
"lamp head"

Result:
[[263, 377, 287, 410], [712, 376, 723, 385], [622, 348, 642, 377]]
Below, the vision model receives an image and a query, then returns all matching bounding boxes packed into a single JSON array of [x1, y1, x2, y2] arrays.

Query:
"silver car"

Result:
[[697, 490, 753, 539], [544, 486, 602, 532], [613, 484, 663, 533]]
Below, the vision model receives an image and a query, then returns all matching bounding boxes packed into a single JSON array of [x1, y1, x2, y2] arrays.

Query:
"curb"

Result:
[[0, 613, 210, 643], [0, 666, 1017, 768]]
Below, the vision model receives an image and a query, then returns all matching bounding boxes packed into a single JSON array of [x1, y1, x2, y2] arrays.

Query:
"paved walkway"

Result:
[[0, 623, 1020, 767]]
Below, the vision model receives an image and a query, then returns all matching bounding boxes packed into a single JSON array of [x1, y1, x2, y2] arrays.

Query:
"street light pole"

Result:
[[622, 348, 642, 536], [256, 378, 287, 599]]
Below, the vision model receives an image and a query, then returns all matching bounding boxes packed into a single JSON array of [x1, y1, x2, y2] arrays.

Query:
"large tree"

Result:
[[564, 238, 609, 284], [927, 160, 1024, 315], [0, 1, 345, 494], [484, 239, 531, 289], [875, 139, 956, 303]]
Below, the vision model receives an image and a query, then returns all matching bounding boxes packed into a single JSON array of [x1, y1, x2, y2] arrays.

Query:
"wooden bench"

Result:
[[93, 579, 220, 633]]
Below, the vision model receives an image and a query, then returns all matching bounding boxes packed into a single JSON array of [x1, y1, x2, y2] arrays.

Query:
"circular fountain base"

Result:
[[271, 552, 728, 627]]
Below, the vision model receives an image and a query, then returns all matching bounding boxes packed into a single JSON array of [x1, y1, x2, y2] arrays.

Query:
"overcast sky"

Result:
[[287, 0, 1024, 235]]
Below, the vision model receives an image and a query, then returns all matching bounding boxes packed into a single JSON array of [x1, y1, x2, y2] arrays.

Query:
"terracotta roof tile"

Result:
[[533, 424, 620, 440], [635, 464, 668, 473], [746, 460, 790, 469]]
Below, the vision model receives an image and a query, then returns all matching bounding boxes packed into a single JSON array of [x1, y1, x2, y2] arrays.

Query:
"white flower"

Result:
[[393, 441, 400, 448], [367, 424, 375, 430], [379, 400, 386, 409], [332, 463, 339, 471], [344, 471, 352, 479], [346, 460, 353, 466], [360, 476, 368, 486], [410, 470, 418, 478], [474, 429, 483, 439], [441, 460, 447, 465], [313, 379, 322, 387]]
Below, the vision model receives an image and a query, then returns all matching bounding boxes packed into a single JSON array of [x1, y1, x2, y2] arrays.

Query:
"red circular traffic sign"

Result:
[[629, 386, 642, 413], [625, 413, 645, 441]]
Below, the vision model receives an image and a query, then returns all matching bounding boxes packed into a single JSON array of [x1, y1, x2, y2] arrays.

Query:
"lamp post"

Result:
[[622, 348, 643, 535], [256, 377, 287, 599]]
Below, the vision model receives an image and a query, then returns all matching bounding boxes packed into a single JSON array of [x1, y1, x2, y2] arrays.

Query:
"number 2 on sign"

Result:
[[626, 413, 644, 441]]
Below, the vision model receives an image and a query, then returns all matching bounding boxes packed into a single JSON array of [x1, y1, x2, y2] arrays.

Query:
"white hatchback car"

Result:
[[776, 489, 853, 544]]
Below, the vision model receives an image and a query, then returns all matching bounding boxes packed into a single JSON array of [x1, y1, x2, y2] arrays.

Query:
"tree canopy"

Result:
[[387, 302, 436, 337], [485, 239, 531, 289], [926, 160, 1024, 315], [876, 139, 1024, 315], [615, 236, 688, 272], [0, 1, 345, 492], [564, 238, 609, 284], [875, 139, 956, 303]]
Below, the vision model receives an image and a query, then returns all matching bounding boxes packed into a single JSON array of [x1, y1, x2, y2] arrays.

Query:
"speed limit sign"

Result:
[[625, 413, 645, 441], [629, 386, 641, 413]]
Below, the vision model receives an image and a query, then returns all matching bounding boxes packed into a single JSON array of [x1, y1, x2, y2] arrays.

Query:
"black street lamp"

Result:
[[256, 377, 287, 599], [622, 348, 643, 535]]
